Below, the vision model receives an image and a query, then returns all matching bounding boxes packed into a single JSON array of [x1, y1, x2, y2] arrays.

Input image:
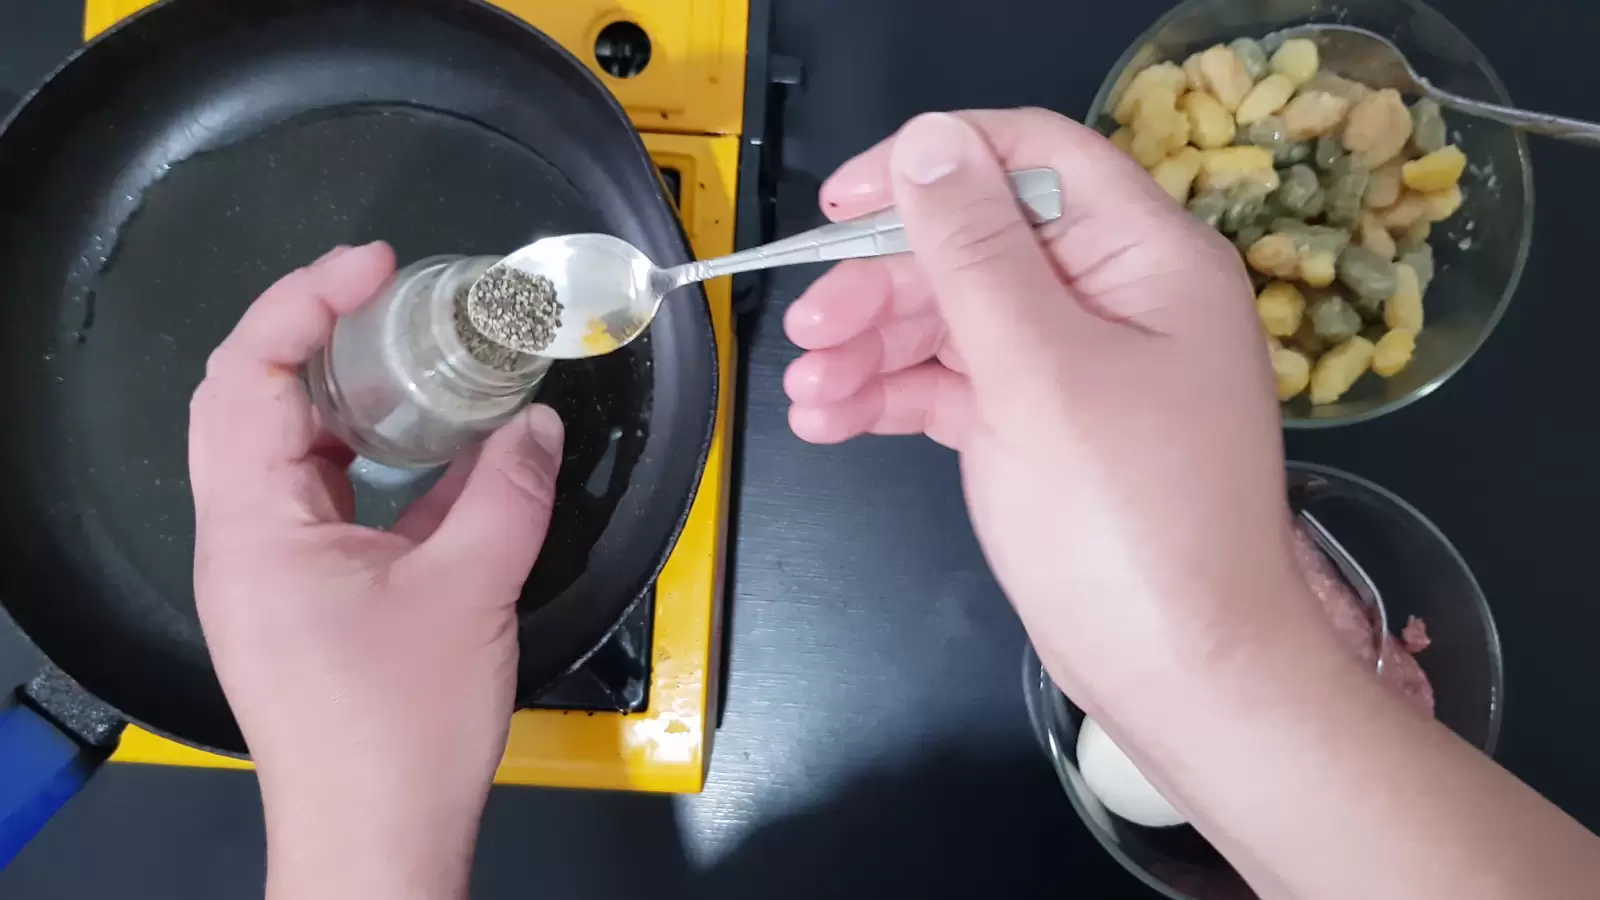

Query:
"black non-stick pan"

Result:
[[0, 0, 716, 859]]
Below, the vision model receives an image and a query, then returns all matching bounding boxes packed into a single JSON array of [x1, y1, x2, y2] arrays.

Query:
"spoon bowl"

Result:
[[481, 233, 662, 359]]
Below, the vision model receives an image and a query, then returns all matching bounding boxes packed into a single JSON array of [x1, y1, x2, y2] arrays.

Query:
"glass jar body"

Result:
[[307, 255, 551, 469]]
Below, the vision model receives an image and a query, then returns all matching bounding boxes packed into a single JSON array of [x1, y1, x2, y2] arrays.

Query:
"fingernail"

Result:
[[520, 404, 565, 457], [892, 113, 973, 185], [824, 178, 880, 201]]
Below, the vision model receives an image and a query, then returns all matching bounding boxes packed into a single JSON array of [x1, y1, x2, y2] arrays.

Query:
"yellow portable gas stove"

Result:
[[83, 0, 778, 794]]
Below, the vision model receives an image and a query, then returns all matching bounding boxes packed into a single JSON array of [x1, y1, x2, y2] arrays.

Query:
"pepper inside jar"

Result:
[[307, 255, 554, 470]]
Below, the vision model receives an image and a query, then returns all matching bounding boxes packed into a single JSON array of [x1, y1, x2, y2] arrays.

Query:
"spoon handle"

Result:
[[661, 168, 1063, 289], [1426, 84, 1600, 146], [1297, 509, 1389, 671]]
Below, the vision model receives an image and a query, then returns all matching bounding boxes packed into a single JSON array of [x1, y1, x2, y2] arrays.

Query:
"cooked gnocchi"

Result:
[[1107, 35, 1474, 405]]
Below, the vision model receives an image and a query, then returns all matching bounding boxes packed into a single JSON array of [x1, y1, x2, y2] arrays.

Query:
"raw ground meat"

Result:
[[1402, 616, 1431, 653], [1292, 524, 1436, 717], [1378, 637, 1435, 716]]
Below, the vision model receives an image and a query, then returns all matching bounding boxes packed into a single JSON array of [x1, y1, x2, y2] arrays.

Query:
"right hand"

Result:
[[783, 110, 1330, 711], [790, 107, 1600, 900]]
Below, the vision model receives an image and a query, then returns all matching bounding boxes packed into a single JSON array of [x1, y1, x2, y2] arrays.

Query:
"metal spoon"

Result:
[[1298, 507, 1390, 671], [1270, 23, 1600, 146], [466, 168, 1064, 360]]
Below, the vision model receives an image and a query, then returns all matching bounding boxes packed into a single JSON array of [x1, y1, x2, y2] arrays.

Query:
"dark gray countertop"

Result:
[[4, 0, 1600, 897]]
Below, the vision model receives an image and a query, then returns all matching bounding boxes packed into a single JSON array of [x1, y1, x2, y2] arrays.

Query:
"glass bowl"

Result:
[[1023, 461, 1504, 900], [1088, 0, 1533, 427]]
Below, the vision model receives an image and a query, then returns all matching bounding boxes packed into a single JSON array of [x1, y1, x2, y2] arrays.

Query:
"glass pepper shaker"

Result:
[[306, 255, 552, 470]]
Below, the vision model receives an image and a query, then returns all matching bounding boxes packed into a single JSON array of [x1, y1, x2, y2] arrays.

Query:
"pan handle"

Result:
[[0, 670, 122, 866]]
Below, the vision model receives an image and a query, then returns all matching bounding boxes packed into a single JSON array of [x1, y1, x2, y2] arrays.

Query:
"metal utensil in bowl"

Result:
[[1022, 462, 1503, 900], [1270, 23, 1600, 146], [1089, 0, 1533, 427]]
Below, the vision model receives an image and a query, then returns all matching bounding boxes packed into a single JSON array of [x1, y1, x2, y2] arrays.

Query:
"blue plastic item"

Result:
[[0, 698, 107, 866]]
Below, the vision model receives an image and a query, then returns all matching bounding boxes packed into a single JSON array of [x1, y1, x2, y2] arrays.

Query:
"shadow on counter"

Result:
[[693, 748, 1144, 899], [468, 743, 1143, 899]]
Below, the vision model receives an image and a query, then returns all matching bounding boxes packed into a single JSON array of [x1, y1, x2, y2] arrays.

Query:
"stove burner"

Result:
[[526, 594, 652, 712]]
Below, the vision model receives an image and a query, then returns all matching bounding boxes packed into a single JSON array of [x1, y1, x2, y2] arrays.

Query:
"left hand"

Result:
[[189, 242, 565, 900]]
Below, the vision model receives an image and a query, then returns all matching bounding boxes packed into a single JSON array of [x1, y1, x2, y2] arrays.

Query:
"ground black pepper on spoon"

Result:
[[463, 266, 565, 357]]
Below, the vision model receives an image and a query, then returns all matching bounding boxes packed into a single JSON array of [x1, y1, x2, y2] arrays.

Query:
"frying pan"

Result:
[[0, 0, 716, 861]]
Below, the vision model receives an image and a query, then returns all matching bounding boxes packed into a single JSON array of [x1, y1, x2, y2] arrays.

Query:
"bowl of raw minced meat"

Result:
[[1023, 462, 1502, 900]]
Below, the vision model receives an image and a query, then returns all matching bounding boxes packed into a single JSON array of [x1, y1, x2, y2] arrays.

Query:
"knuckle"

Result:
[[1014, 106, 1065, 127], [203, 266, 315, 378], [494, 453, 558, 515], [903, 321, 946, 365], [189, 376, 222, 420], [1010, 106, 1083, 142], [203, 345, 233, 380], [925, 196, 1036, 273]]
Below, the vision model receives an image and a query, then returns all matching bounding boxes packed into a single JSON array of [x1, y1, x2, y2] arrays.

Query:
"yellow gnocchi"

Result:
[[1269, 38, 1319, 86], [1281, 91, 1350, 141], [1298, 249, 1338, 288], [1271, 343, 1314, 400], [1180, 91, 1236, 149], [1235, 74, 1296, 125], [1196, 145, 1279, 193], [1129, 125, 1173, 167], [1114, 61, 1187, 125], [1182, 52, 1208, 92], [1247, 233, 1301, 279], [1357, 213, 1397, 261], [1198, 44, 1255, 112], [1421, 184, 1463, 222], [1402, 145, 1467, 193], [1109, 127, 1135, 156], [1151, 147, 1204, 203], [1384, 262, 1424, 332], [1372, 329, 1417, 378], [1129, 90, 1190, 168], [1343, 89, 1413, 168], [1257, 281, 1306, 337], [1310, 336, 1376, 405], [1377, 192, 1431, 232]]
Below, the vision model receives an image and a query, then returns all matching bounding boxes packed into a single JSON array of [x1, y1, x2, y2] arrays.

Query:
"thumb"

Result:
[[412, 404, 565, 595], [888, 113, 1104, 391]]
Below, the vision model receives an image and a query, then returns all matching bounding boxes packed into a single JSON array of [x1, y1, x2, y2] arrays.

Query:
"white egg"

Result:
[[1076, 716, 1188, 828]]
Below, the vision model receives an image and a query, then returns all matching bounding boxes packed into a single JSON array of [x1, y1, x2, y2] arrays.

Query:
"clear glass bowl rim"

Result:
[[1022, 460, 1505, 900], [1085, 0, 1535, 429]]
